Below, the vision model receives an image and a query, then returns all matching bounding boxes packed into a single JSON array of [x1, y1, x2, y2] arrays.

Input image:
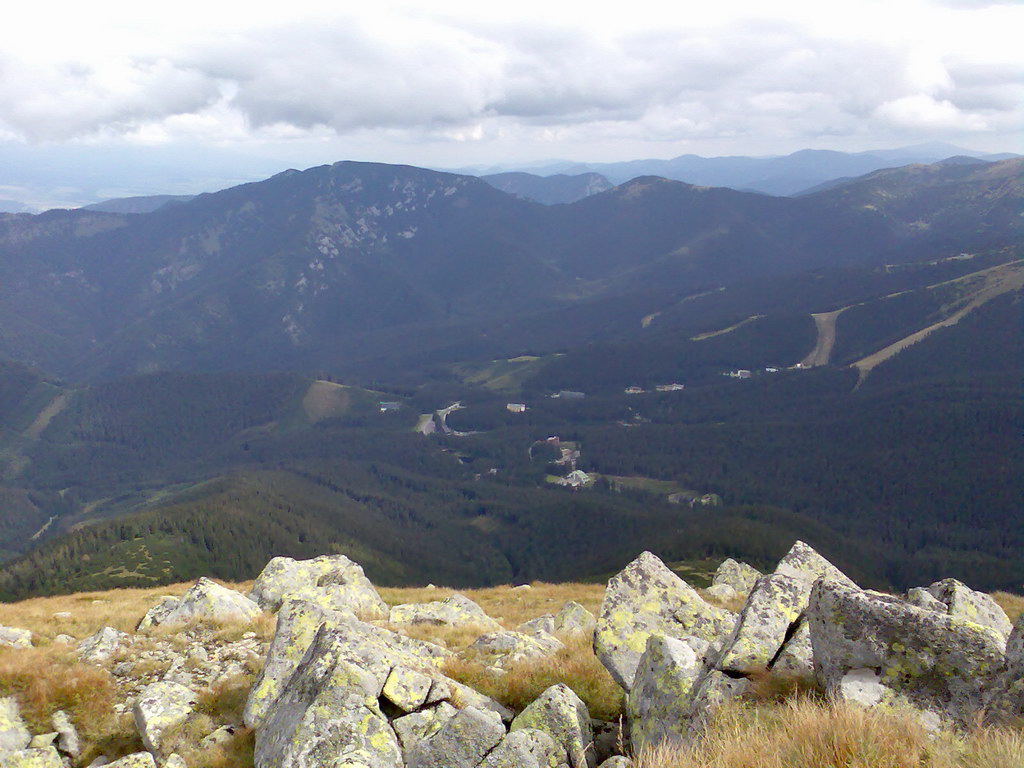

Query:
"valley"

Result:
[[0, 157, 1019, 601]]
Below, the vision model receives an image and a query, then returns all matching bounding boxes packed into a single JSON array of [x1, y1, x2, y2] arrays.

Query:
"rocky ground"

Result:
[[0, 544, 1021, 767]]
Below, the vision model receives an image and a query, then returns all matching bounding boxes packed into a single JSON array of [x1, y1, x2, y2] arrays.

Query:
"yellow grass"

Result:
[[993, 592, 1024, 624], [0, 579, 255, 640], [635, 698, 1024, 768], [443, 633, 625, 722]]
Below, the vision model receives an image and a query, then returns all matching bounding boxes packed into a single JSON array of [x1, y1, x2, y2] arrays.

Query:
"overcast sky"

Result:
[[2, 0, 1021, 172]]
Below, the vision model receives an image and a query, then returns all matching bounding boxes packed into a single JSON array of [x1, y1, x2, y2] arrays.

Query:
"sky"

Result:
[[1, 0, 1021, 205]]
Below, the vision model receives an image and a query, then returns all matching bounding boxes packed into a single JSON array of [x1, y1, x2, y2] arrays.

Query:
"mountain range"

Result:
[[0, 155, 1019, 598]]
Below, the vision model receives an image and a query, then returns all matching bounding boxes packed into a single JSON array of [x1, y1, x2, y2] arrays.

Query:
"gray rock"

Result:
[[381, 665, 434, 712], [704, 583, 738, 603], [390, 594, 501, 631], [51, 711, 80, 758], [594, 551, 735, 690], [139, 578, 261, 630], [598, 759, 632, 768], [685, 668, 750, 730], [518, 615, 556, 636], [0, 627, 32, 649], [135, 597, 179, 631], [769, 621, 814, 679], [249, 554, 388, 618], [627, 635, 702, 753], [0, 697, 31, 754], [904, 588, 946, 612], [985, 613, 1024, 724], [924, 578, 1013, 640], [163, 756, 187, 768], [774, 540, 856, 588], [254, 627, 402, 768], [716, 574, 810, 675], [27, 734, 56, 749], [132, 681, 198, 755], [103, 755, 157, 768], [0, 748, 63, 767], [77, 627, 130, 664], [406, 706, 505, 768], [52, 635, 76, 645], [511, 683, 594, 768], [554, 602, 597, 637], [479, 728, 562, 768], [468, 631, 563, 668], [391, 702, 458, 754], [244, 599, 358, 728], [808, 580, 1006, 727], [712, 559, 761, 594]]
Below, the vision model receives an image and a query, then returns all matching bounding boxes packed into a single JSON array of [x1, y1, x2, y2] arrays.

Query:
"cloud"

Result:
[[0, 1, 1020, 155]]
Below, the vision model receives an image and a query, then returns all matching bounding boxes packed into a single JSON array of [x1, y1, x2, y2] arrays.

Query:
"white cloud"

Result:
[[0, 0, 1020, 159]]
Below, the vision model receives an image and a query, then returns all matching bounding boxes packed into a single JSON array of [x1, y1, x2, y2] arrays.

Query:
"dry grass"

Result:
[[992, 592, 1024, 624], [162, 673, 257, 768], [442, 633, 624, 722], [0, 645, 142, 764], [0, 579, 255, 640], [634, 698, 1024, 768]]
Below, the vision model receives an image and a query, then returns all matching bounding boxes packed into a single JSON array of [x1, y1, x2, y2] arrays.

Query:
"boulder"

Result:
[[0, 748, 62, 767], [807, 580, 1006, 727], [381, 665, 434, 713], [598, 759, 631, 768], [479, 728, 562, 768], [51, 711, 80, 758], [135, 597, 180, 630], [985, 613, 1024, 724], [390, 594, 501, 631], [244, 599, 357, 728], [468, 630, 563, 668], [77, 627, 129, 664], [627, 635, 702, 753], [391, 702, 458, 754], [769, 621, 814, 679], [554, 602, 596, 637], [104, 754, 158, 768], [511, 683, 594, 768], [716, 574, 809, 675], [518, 616, 556, 636], [254, 627, 402, 768], [406, 706, 505, 768], [704, 584, 738, 603], [0, 698, 30, 753], [249, 554, 388, 618], [0, 627, 31, 650], [924, 579, 1013, 640], [712, 559, 761, 594], [774, 541, 855, 588], [594, 551, 734, 690], [133, 681, 198, 755], [684, 668, 749, 729], [138, 579, 261, 630], [904, 588, 946, 612], [421, 677, 513, 723]]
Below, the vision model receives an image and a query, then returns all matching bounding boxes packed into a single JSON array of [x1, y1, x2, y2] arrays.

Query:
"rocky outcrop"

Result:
[[249, 554, 388, 618], [0, 747, 63, 767], [510, 684, 594, 768], [390, 594, 501, 632], [774, 540, 856, 588], [807, 579, 1006, 728], [138, 578, 262, 630], [715, 574, 809, 675], [594, 551, 734, 690]]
